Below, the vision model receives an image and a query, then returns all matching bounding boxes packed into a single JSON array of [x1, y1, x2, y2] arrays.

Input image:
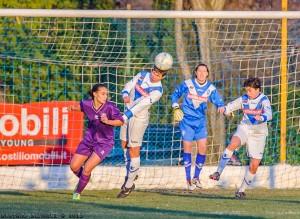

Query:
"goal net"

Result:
[[0, 11, 299, 190]]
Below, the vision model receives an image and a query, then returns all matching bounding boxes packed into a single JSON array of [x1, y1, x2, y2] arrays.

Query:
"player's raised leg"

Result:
[[210, 136, 241, 181]]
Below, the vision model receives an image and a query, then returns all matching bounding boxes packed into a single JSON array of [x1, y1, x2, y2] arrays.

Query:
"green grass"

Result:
[[1, 189, 300, 219]]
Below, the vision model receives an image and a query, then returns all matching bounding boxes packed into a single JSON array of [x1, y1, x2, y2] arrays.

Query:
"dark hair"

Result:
[[88, 83, 107, 99], [243, 77, 261, 90], [194, 63, 209, 77], [153, 66, 167, 77]]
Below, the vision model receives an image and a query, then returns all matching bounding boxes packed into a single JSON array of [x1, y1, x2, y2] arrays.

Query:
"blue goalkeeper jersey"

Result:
[[171, 78, 224, 123]]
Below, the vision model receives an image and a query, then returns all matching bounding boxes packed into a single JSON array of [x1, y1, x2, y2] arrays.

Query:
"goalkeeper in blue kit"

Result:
[[210, 77, 272, 199], [171, 63, 224, 190]]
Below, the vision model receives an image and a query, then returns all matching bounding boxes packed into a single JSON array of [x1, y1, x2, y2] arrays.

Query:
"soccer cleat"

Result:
[[72, 193, 80, 201], [191, 178, 202, 189], [235, 191, 246, 199], [186, 180, 196, 191], [209, 172, 221, 181], [121, 175, 139, 190], [227, 155, 242, 166], [117, 183, 135, 198]]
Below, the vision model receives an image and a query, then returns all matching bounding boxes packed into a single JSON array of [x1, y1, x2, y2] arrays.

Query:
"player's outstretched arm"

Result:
[[223, 97, 243, 116], [209, 88, 225, 109], [123, 90, 162, 122], [171, 82, 185, 109]]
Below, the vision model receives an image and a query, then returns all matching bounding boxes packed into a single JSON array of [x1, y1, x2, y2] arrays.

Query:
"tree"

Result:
[[175, 0, 191, 79], [173, 0, 226, 163]]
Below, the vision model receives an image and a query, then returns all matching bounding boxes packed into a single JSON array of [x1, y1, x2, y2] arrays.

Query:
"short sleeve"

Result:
[[109, 103, 124, 122]]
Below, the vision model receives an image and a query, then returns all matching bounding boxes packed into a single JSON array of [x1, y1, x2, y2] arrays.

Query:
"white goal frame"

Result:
[[0, 9, 299, 190], [0, 9, 300, 19]]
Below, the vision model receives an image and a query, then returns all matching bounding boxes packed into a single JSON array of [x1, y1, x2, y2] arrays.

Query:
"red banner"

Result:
[[0, 101, 84, 165]]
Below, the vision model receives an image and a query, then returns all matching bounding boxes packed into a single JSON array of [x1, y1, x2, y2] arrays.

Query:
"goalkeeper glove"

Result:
[[173, 106, 184, 122]]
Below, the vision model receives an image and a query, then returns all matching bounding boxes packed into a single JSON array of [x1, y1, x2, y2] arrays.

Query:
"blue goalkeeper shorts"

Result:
[[179, 117, 207, 141]]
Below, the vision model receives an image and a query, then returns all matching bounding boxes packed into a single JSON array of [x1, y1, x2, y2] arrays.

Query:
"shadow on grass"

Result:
[[0, 191, 30, 196], [137, 189, 236, 200], [136, 189, 300, 204], [79, 201, 262, 219]]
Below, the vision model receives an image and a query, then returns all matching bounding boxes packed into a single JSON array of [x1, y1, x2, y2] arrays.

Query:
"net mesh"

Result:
[[0, 16, 299, 190]]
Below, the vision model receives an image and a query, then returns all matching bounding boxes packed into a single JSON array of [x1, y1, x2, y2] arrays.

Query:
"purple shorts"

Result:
[[75, 141, 113, 161]]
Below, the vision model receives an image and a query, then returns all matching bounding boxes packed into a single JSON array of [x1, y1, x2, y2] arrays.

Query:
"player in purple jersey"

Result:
[[68, 84, 124, 200]]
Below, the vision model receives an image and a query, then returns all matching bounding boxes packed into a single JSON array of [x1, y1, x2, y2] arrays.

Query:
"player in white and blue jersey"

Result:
[[209, 77, 272, 199], [171, 63, 224, 190], [117, 52, 173, 198]]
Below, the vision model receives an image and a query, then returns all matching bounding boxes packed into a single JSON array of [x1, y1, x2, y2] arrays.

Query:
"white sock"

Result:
[[125, 157, 140, 188], [217, 148, 234, 174], [123, 148, 127, 161], [238, 171, 255, 192]]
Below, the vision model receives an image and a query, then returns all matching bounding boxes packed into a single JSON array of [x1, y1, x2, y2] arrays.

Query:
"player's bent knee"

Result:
[[70, 160, 79, 171], [70, 165, 75, 172], [82, 168, 92, 176], [70, 165, 80, 173], [229, 136, 241, 150]]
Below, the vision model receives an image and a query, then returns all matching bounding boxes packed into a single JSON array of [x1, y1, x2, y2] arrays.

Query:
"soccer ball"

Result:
[[154, 52, 173, 71]]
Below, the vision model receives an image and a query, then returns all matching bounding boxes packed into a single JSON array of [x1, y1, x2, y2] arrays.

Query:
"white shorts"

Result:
[[120, 116, 149, 147], [233, 124, 267, 159]]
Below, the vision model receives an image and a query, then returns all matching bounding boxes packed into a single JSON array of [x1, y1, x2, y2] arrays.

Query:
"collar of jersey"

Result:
[[92, 101, 106, 113], [193, 78, 208, 88]]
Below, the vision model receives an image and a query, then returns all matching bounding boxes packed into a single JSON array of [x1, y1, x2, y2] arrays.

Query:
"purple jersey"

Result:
[[80, 99, 123, 146]]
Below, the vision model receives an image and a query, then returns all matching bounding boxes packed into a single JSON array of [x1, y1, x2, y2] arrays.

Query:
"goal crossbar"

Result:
[[0, 9, 300, 19]]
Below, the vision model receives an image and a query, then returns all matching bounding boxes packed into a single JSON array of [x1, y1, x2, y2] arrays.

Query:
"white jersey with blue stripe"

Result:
[[224, 93, 272, 126], [171, 79, 224, 121], [121, 70, 163, 120]]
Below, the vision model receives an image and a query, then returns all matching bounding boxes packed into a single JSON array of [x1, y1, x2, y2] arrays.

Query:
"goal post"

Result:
[[0, 9, 299, 190]]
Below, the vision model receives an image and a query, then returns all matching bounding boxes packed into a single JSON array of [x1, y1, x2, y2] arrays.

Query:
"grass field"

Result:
[[1, 189, 300, 219]]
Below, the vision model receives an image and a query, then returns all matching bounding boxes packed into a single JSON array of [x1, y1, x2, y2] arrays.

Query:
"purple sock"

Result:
[[73, 167, 83, 178], [75, 174, 90, 194]]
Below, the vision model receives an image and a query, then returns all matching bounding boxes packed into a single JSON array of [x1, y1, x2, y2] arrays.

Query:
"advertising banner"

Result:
[[0, 101, 84, 165]]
